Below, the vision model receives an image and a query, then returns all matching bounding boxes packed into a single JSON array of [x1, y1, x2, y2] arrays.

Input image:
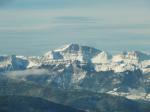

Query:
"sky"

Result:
[[0, 0, 150, 56]]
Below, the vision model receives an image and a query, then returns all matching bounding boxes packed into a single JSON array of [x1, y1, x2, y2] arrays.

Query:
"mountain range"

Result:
[[0, 44, 150, 112]]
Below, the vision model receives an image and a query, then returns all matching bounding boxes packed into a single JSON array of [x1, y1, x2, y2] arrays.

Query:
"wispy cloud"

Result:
[[53, 16, 98, 24], [0, 24, 53, 32], [4, 69, 49, 80]]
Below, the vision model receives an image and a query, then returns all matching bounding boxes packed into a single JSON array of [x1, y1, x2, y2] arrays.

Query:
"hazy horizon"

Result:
[[0, 0, 150, 56]]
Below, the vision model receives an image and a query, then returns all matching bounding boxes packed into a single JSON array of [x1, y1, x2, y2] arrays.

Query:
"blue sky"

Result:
[[0, 0, 150, 55]]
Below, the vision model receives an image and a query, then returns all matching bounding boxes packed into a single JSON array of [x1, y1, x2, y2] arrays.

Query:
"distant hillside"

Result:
[[0, 95, 84, 112], [0, 77, 150, 112]]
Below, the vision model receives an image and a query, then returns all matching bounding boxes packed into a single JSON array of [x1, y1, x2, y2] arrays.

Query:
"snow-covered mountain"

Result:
[[43, 44, 101, 62], [1, 44, 150, 101], [1, 44, 149, 73]]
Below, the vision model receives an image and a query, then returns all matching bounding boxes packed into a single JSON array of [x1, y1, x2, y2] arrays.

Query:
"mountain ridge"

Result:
[[0, 44, 150, 73]]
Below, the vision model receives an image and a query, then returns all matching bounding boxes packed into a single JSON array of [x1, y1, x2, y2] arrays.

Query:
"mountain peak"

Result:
[[43, 44, 101, 63], [54, 43, 100, 54], [121, 51, 150, 61], [54, 44, 75, 52]]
